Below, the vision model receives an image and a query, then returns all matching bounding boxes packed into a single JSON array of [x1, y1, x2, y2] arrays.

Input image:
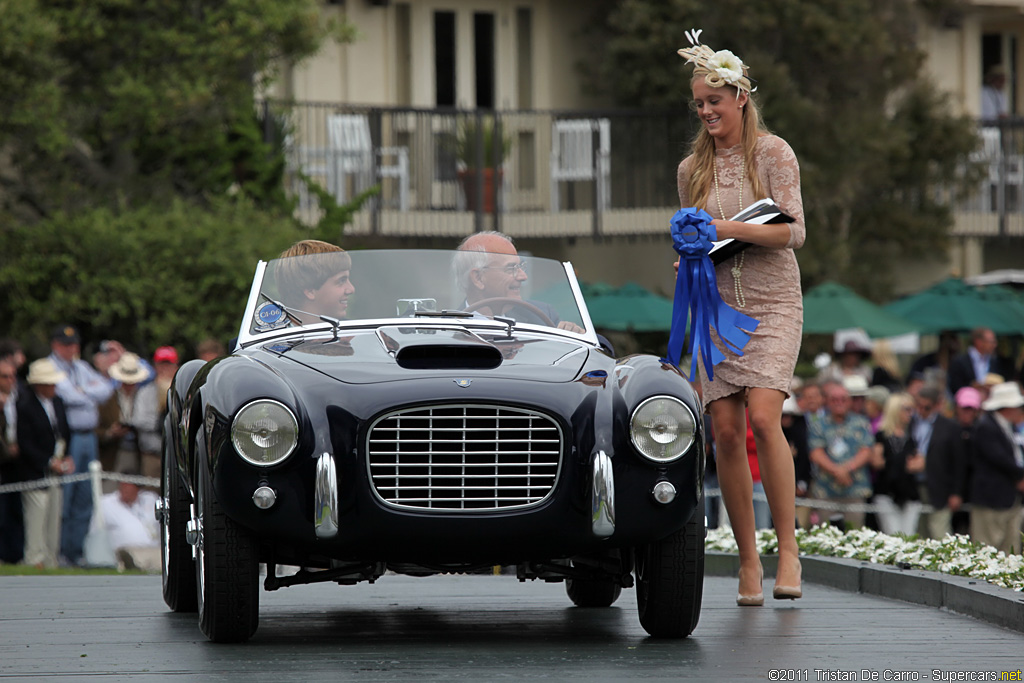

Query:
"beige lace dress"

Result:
[[676, 134, 805, 410]]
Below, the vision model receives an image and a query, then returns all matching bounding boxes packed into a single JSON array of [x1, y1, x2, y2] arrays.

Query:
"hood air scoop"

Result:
[[378, 326, 503, 370]]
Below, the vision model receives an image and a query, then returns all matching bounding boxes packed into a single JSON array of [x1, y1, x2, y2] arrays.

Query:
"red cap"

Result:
[[153, 346, 178, 364]]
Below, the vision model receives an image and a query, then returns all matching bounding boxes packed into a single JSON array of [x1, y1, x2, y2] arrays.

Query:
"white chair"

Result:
[[976, 126, 1023, 212], [550, 118, 610, 211], [326, 114, 410, 211]]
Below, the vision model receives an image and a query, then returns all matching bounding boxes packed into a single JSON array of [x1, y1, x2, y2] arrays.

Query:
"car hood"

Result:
[[255, 326, 591, 384]]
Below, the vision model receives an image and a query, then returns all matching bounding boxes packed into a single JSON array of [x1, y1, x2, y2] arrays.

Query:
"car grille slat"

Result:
[[367, 404, 562, 511]]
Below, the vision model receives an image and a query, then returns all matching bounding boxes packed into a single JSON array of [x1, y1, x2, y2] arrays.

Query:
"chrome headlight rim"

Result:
[[230, 399, 299, 467], [629, 395, 697, 464]]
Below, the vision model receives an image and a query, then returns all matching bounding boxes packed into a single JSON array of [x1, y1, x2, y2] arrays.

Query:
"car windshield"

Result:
[[242, 248, 592, 341]]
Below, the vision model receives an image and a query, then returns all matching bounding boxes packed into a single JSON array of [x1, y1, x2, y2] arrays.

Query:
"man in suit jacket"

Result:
[[947, 327, 1014, 396], [16, 358, 73, 568], [969, 382, 1024, 554], [911, 386, 967, 539]]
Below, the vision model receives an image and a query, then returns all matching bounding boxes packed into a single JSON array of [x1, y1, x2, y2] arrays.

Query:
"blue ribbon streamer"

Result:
[[662, 208, 760, 381]]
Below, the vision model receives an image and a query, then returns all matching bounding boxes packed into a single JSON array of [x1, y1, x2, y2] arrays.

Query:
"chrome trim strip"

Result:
[[591, 449, 615, 538], [314, 452, 339, 539], [562, 260, 600, 346]]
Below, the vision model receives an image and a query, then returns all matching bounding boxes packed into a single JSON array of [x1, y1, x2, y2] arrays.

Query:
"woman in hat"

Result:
[[676, 30, 805, 604]]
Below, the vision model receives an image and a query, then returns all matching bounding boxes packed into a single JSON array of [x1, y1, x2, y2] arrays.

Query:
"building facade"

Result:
[[265, 0, 1024, 298]]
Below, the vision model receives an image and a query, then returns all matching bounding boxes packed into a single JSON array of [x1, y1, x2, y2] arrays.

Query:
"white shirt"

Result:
[[982, 85, 1007, 119], [101, 489, 160, 550]]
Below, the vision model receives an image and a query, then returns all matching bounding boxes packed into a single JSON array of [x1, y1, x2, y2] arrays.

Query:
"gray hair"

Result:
[[451, 231, 515, 295]]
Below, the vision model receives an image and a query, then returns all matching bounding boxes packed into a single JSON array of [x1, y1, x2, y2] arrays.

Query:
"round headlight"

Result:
[[231, 400, 299, 466], [630, 396, 697, 463]]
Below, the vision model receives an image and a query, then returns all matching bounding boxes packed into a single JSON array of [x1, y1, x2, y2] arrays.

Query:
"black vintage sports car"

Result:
[[159, 248, 705, 642]]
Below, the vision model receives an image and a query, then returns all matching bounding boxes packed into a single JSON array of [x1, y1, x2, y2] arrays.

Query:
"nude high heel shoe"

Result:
[[773, 557, 802, 600], [736, 565, 764, 606]]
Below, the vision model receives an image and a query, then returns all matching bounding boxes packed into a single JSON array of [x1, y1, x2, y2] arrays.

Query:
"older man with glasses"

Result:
[[911, 385, 966, 540], [453, 231, 584, 333], [807, 381, 875, 528]]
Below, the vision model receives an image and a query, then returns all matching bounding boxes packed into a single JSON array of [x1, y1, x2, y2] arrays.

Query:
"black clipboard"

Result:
[[708, 198, 794, 265]]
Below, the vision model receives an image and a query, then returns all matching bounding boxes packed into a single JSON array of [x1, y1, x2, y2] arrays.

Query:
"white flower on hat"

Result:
[[708, 50, 744, 86]]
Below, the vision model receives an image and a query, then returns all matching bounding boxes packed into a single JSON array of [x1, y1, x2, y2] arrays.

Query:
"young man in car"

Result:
[[274, 240, 355, 323]]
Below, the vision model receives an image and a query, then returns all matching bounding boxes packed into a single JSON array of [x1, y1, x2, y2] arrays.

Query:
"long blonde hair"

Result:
[[687, 85, 770, 213], [878, 392, 913, 436]]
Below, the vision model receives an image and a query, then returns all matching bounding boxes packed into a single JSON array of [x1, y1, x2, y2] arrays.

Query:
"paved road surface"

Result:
[[1, 574, 1021, 681]]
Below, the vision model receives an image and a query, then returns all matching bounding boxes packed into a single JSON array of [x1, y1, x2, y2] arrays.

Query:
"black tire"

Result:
[[565, 578, 622, 607], [196, 458, 259, 643], [634, 500, 705, 638], [161, 417, 197, 612]]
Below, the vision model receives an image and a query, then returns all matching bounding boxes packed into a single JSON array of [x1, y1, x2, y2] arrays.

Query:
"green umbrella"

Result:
[[884, 277, 1021, 335], [803, 281, 921, 337], [972, 283, 1024, 333], [583, 281, 675, 332]]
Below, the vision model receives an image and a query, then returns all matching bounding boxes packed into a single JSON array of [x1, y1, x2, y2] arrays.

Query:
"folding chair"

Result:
[[550, 118, 610, 211], [326, 114, 410, 211]]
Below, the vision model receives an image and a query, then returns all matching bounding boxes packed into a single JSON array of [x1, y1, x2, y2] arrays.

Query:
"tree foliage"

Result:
[[0, 197, 304, 356], [0, 0, 327, 219], [0, 0, 364, 356], [582, 0, 982, 299]]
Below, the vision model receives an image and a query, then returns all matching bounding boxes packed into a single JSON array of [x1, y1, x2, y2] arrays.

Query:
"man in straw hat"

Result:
[[108, 353, 161, 478], [14, 358, 72, 568], [969, 381, 1024, 554]]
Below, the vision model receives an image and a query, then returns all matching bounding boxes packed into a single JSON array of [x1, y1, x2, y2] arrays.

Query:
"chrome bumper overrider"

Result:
[[314, 452, 339, 539], [591, 450, 615, 538]]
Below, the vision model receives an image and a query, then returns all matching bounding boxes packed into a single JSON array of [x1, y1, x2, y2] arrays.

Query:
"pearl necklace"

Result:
[[713, 153, 746, 308]]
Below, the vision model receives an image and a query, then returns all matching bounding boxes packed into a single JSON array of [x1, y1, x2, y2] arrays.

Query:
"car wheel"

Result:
[[195, 458, 259, 643], [161, 417, 197, 613], [634, 498, 704, 638], [565, 578, 622, 607]]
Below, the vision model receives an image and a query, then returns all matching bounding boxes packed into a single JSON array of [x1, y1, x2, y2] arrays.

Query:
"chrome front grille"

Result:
[[367, 404, 562, 511]]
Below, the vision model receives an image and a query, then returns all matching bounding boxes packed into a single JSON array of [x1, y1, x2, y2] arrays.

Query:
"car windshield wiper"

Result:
[[413, 309, 474, 318]]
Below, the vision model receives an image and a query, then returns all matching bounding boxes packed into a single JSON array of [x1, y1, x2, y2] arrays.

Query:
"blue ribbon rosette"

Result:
[[663, 208, 759, 381]]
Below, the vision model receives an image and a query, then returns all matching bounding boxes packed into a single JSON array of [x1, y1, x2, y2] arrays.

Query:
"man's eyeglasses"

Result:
[[0, 373, 15, 380], [482, 262, 527, 276]]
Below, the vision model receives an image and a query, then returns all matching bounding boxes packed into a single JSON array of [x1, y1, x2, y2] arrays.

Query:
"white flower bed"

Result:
[[706, 525, 1024, 592]]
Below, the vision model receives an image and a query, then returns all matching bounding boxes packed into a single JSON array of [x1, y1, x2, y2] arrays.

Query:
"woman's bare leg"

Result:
[[747, 387, 801, 593], [707, 392, 762, 599]]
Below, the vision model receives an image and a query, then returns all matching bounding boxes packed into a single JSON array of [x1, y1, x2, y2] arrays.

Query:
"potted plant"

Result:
[[455, 115, 512, 213]]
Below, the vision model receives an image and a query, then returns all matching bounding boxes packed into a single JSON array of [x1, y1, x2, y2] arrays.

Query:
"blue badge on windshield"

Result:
[[255, 302, 287, 331]]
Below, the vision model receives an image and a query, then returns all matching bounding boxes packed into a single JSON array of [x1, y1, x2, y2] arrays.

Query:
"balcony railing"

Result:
[[261, 100, 1024, 240]]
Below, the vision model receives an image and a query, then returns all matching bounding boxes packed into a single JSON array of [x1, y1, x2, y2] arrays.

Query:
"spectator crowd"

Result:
[[0, 327, 225, 569], [1, 320, 1022, 567], [704, 326, 1024, 556]]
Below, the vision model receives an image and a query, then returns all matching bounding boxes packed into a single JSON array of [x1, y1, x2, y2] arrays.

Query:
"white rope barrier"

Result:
[[0, 469, 159, 495], [703, 487, 951, 514]]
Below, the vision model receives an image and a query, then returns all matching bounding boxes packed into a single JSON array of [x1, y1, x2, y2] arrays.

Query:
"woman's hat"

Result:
[[26, 358, 67, 386], [842, 374, 869, 397], [981, 382, 1024, 411], [109, 352, 148, 385], [865, 385, 891, 406], [954, 386, 982, 410]]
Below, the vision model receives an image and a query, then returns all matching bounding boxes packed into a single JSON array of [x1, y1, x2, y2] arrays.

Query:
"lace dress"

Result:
[[676, 135, 805, 410]]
